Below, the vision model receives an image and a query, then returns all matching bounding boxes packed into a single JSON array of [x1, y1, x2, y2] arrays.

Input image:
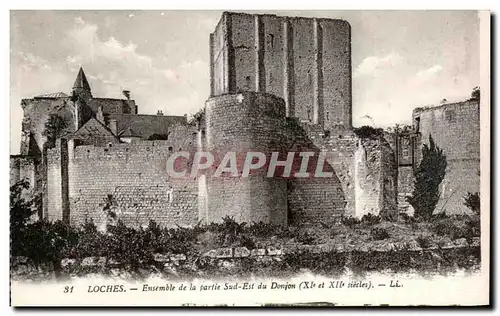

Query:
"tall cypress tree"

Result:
[[407, 134, 447, 220]]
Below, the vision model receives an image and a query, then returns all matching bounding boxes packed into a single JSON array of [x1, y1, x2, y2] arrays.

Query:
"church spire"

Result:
[[73, 67, 91, 92], [72, 66, 92, 103]]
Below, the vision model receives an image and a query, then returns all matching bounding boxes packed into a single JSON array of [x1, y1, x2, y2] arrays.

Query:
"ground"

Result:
[[10, 213, 481, 281]]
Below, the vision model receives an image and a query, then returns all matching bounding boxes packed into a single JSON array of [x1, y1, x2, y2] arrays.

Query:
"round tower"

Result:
[[202, 92, 288, 226]]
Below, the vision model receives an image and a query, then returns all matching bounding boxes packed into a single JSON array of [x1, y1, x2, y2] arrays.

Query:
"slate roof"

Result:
[[72, 117, 118, 138], [33, 92, 69, 99], [108, 113, 187, 139], [73, 67, 91, 91], [88, 98, 132, 115], [118, 127, 141, 138]]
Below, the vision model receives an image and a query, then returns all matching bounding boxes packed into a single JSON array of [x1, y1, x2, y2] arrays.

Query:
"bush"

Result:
[[463, 192, 480, 215], [371, 227, 390, 240], [379, 208, 398, 222], [341, 214, 381, 228], [407, 134, 447, 220], [341, 216, 361, 228], [296, 230, 318, 245], [416, 235, 434, 248], [353, 126, 384, 139], [464, 215, 481, 242], [431, 218, 466, 240], [22, 220, 78, 273], [166, 225, 201, 254], [245, 222, 281, 238], [10, 180, 36, 257], [360, 213, 381, 226], [400, 212, 420, 225], [105, 220, 156, 269], [65, 219, 108, 258], [187, 108, 205, 126]]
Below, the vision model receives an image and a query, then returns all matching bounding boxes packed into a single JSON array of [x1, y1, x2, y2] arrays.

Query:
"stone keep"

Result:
[[210, 12, 352, 131]]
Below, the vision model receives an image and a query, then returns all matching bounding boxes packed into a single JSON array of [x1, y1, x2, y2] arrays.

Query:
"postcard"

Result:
[[9, 9, 490, 306]]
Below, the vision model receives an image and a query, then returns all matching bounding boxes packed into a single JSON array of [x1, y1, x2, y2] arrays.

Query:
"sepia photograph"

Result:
[[8, 8, 490, 307]]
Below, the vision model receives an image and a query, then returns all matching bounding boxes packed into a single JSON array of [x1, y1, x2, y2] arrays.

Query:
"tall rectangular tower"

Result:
[[209, 11, 352, 130]]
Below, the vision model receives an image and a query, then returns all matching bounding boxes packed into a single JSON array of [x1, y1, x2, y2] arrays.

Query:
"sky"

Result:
[[10, 10, 480, 154]]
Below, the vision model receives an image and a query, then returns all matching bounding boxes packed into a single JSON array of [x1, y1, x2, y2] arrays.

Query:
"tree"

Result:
[[10, 180, 36, 257], [470, 86, 480, 102], [353, 126, 384, 139], [10, 179, 77, 275], [407, 134, 447, 220], [188, 108, 205, 126], [43, 114, 68, 149]]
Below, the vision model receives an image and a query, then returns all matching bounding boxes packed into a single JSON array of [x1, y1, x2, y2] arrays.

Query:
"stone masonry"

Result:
[[10, 11, 480, 230]]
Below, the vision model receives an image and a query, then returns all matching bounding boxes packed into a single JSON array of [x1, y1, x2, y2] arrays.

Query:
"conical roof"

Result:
[[73, 67, 91, 91]]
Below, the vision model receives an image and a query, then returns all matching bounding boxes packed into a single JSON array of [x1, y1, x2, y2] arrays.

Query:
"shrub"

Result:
[[210, 216, 247, 246], [353, 126, 384, 139], [341, 214, 381, 228], [470, 86, 480, 102], [105, 220, 155, 269], [464, 215, 481, 242], [431, 217, 469, 240], [10, 180, 36, 257], [22, 220, 78, 273], [166, 225, 201, 254], [297, 230, 317, 245], [379, 208, 398, 222], [401, 212, 420, 225], [432, 211, 448, 220], [239, 235, 257, 249], [360, 213, 381, 226], [341, 216, 361, 228], [416, 235, 434, 248], [43, 114, 68, 149], [65, 219, 108, 258], [407, 134, 447, 221], [371, 227, 390, 240], [463, 192, 480, 215], [245, 221, 280, 238], [188, 108, 205, 126]]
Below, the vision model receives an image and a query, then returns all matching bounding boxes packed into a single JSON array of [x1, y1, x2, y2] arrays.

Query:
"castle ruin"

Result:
[[10, 12, 480, 228]]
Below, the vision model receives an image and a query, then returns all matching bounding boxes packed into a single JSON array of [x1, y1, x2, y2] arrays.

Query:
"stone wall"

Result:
[[20, 97, 75, 155], [284, 122, 351, 224], [10, 155, 36, 187], [46, 146, 63, 222], [412, 100, 480, 214], [210, 12, 352, 130], [291, 126, 398, 221], [397, 166, 415, 214], [45, 123, 200, 228]]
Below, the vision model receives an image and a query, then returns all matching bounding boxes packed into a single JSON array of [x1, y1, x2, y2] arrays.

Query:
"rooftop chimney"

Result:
[[123, 90, 131, 100]]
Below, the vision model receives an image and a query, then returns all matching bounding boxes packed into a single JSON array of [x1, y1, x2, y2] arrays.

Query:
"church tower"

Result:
[[72, 67, 93, 130], [72, 67, 92, 103]]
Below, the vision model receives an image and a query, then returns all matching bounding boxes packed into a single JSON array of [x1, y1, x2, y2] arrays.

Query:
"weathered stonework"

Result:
[[210, 12, 352, 130], [11, 12, 479, 229], [412, 100, 480, 214], [202, 92, 288, 225]]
